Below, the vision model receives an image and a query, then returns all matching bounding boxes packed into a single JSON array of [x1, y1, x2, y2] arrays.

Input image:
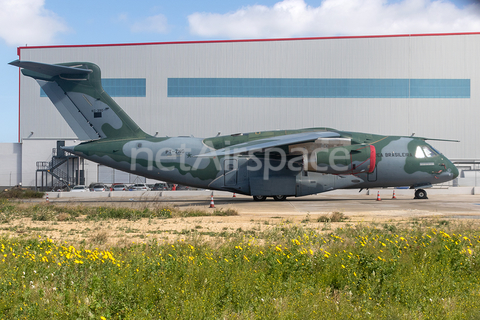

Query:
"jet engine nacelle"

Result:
[[305, 144, 376, 174]]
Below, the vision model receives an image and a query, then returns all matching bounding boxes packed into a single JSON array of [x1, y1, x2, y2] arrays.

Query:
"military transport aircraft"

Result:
[[10, 60, 459, 201]]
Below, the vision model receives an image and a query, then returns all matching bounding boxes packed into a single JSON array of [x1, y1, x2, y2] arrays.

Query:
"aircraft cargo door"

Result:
[[224, 159, 237, 186]]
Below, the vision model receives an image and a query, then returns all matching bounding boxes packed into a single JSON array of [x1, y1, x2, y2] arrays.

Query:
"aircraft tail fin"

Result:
[[10, 60, 148, 141]]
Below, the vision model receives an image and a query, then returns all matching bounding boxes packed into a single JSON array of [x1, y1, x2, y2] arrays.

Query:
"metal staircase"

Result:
[[35, 141, 84, 191]]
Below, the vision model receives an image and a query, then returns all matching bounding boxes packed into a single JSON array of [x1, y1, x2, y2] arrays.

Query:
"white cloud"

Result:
[[116, 13, 129, 23], [0, 0, 68, 46], [131, 14, 169, 34], [188, 0, 480, 39]]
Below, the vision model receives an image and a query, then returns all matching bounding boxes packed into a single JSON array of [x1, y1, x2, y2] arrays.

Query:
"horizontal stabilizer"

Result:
[[198, 131, 340, 157], [9, 60, 92, 77]]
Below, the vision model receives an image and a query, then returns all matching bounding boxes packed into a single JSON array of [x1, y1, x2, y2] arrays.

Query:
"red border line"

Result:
[[17, 50, 21, 143], [16, 32, 480, 54]]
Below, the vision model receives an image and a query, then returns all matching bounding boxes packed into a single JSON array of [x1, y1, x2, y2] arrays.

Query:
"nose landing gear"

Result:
[[414, 189, 428, 199]]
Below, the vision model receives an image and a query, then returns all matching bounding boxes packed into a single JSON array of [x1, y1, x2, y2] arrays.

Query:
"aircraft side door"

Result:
[[224, 159, 238, 186], [367, 166, 377, 182]]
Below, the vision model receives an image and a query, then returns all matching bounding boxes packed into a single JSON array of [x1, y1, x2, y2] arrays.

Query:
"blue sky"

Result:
[[0, 0, 479, 142]]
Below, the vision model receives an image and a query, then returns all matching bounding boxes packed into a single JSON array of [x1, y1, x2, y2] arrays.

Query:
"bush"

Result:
[[0, 201, 16, 223], [31, 206, 57, 221], [157, 208, 172, 218], [213, 208, 238, 216], [90, 231, 109, 244], [317, 212, 347, 223], [0, 188, 44, 199]]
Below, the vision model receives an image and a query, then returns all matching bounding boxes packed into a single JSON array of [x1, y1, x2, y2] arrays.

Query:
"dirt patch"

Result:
[[3, 195, 480, 246]]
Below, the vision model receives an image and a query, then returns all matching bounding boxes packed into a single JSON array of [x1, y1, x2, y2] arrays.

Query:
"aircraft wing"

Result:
[[416, 137, 460, 142], [198, 131, 341, 157]]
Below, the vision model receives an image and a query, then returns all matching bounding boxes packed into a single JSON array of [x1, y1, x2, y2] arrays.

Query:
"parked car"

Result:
[[152, 182, 169, 191], [92, 184, 107, 192], [111, 183, 127, 191], [70, 185, 89, 192], [131, 183, 151, 191]]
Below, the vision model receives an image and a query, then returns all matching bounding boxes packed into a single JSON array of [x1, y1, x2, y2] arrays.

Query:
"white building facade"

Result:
[[4, 33, 480, 188]]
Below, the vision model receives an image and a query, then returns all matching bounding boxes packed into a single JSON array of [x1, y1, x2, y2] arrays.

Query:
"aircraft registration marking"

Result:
[[376, 152, 412, 158], [164, 148, 185, 156]]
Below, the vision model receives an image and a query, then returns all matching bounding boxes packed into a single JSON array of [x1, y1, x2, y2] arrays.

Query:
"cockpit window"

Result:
[[416, 145, 437, 158], [422, 146, 436, 158], [415, 146, 425, 158]]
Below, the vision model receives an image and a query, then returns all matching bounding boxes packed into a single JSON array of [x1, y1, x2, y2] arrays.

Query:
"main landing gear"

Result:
[[252, 195, 288, 201], [414, 189, 428, 199]]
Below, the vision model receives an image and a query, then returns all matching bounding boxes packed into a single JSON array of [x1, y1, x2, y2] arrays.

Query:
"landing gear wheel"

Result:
[[273, 195, 287, 201], [414, 189, 428, 199], [253, 195, 267, 201]]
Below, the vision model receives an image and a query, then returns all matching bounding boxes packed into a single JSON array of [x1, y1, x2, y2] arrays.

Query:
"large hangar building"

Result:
[[4, 32, 480, 189]]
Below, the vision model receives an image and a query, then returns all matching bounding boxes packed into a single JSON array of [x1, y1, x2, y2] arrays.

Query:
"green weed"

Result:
[[2, 223, 480, 319]]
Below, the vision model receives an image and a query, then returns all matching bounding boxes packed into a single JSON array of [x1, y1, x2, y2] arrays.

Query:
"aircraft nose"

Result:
[[450, 162, 459, 179], [442, 158, 459, 180]]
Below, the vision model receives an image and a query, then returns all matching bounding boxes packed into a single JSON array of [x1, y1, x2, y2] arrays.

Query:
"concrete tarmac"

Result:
[[42, 191, 480, 221], [175, 193, 480, 220]]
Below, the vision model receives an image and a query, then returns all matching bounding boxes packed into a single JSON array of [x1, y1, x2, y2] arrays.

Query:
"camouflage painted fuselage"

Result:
[[65, 128, 458, 197]]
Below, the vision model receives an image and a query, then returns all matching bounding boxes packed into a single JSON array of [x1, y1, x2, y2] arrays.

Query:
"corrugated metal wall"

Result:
[[18, 34, 480, 160]]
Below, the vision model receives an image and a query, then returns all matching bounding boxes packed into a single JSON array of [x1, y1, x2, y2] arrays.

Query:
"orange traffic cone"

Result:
[[376, 191, 381, 201], [392, 190, 397, 199], [233, 193, 236, 198], [209, 195, 215, 208], [46, 193, 49, 203]]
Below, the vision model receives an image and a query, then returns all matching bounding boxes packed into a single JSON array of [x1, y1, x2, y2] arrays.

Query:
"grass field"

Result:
[[1, 200, 480, 319]]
